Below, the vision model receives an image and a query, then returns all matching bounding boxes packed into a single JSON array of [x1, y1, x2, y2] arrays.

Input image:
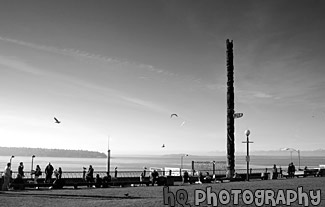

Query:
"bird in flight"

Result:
[[170, 113, 178, 118], [124, 193, 129, 197], [54, 117, 61, 124], [162, 144, 165, 148]]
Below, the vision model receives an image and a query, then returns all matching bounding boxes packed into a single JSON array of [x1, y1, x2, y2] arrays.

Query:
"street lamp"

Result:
[[9, 155, 14, 169], [281, 148, 301, 170], [31, 155, 36, 177], [180, 154, 188, 175], [242, 130, 253, 181]]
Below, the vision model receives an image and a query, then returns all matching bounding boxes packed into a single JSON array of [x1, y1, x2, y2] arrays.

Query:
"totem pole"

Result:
[[226, 39, 235, 178]]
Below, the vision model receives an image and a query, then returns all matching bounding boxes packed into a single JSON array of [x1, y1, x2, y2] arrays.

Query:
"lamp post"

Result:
[[31, 155, 35, 178], [242, 130, 253, 181], [282, 148, 300, 170], [9, 155, 14, 169], [180, 154, 188, 175]]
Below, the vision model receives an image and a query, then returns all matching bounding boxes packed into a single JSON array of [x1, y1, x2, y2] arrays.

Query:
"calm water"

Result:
[[1, 155, 324, 173]]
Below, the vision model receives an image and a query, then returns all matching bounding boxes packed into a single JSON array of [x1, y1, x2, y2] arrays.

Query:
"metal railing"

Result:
[[7, 168, 272, 180]]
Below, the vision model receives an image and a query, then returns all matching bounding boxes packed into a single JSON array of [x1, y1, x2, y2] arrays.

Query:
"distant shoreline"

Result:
[[1, 146, 325, 158], [0, 146, 107, 158]]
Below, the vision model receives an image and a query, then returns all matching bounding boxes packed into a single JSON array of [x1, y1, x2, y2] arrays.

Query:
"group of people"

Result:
[[2, 162, 30, 190], [1, 161, 64, 191], [1, 162, 105, 190], [83, 165, 95, 187], [82, 165, 113, 188]]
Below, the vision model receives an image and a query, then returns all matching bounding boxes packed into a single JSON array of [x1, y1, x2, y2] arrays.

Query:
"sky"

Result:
[[1, 0, 325, 156]]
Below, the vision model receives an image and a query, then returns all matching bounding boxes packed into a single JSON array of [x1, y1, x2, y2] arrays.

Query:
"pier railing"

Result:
[[9, 168, 272, 179]]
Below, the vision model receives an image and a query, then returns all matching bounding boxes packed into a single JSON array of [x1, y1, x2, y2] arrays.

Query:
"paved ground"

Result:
[[0, 177, 324, 206]]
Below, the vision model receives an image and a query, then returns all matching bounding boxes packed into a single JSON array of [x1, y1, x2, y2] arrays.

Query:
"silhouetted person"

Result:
[[2, 163, 12, 191], [291, 163, 296, 177], [86, 165, 94, 187], [140, 167, 147, 183], [58, 167, 62, 179], [95, 174, 102, 188], [204, 172, 212, 183], [18, 162, 25, 178], [54, 169, 59, 179], [151, 170, 159, 186], [45, 162, 54, 183], [53, 167, 64, 189], [142, 167, 147, 177], [114, 167, 118, 178], [288, 163, 296, 178], [34, 165, 42, 184], [272, 164, 278, 179], [183, 170, 189, 183], [54, 167, 63, 180]]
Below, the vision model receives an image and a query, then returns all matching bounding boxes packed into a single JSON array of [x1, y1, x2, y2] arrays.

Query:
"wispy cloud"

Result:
[[0, 52, 170, 114], [0, 36, 218, 112], [0, 36, 178, 79], [0, 36, 221, 93], [0, 55, 44, 75], [119, 96, 170, 114], [56, 76, 171, 114]]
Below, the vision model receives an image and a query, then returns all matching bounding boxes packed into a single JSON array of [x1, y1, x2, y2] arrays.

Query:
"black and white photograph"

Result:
[[0, 1, 324, 206]]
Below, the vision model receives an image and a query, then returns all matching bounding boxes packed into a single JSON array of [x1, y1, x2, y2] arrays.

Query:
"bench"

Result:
[[109, 176, 151, 187], [282, 169, 319, 178], [9, 176, 152, 190]]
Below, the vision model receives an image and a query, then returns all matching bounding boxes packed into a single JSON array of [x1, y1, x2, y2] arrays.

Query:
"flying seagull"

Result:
[[54, 117, 61, 124], [170, 113, 178, 118]]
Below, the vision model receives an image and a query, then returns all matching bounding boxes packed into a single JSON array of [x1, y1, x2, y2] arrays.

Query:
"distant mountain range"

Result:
[[204, 149, 325, 157], [0, 147, 107, 158]]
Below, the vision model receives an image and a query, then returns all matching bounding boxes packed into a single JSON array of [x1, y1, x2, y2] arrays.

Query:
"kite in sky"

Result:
[[171, 113, 186, 127], [170, 113, 178, 118], [54, 117, 61, 124]]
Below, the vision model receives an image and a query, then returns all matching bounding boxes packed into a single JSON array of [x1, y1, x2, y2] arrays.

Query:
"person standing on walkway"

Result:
[[34, 165, 42, 184], [272, 164, 278, 179], [86, 165, 94, 187], [114, 167, 118, 178], [151, 170, 159, 186], [18, 162, 25, 178], [58, 167, 63, 179], [291, 163, 296, 178], [45, 162, 54, 183], [2, 163, 12, 191]]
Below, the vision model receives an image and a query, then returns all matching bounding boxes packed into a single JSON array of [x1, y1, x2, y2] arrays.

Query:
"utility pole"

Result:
[[107, 136, 111, 175], [226, 39, 235, 179]]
